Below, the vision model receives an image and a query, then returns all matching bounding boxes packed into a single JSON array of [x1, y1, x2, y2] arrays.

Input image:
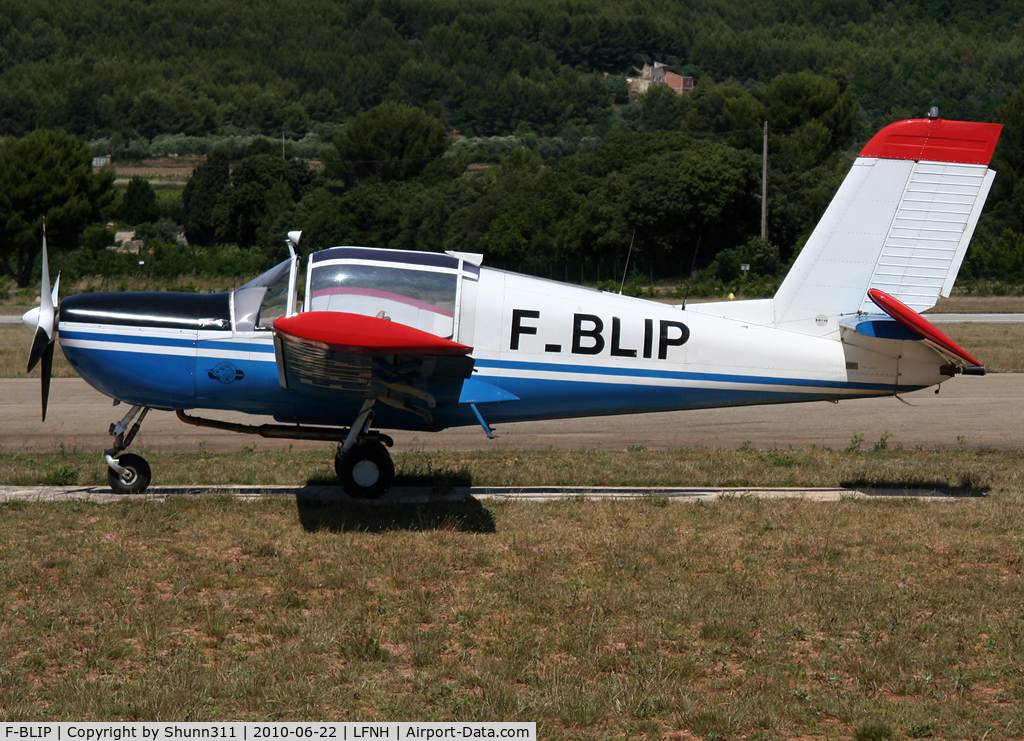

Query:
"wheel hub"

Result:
[[351, 460, 380, 487]]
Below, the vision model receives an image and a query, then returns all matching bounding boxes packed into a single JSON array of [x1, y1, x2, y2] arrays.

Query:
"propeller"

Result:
[[22, 219, 59, 421]]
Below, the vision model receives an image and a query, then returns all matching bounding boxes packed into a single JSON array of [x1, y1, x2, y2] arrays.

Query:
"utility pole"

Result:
[[761, 121, 768, 240]]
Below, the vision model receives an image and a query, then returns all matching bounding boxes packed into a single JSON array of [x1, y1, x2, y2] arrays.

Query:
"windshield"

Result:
[[235, 258, 293, 330]]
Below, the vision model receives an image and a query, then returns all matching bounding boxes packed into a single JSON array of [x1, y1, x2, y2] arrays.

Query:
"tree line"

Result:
[[2, 0, 1023, 143], [3, 0, 1024, 290], [4, 76, 1024, 293]]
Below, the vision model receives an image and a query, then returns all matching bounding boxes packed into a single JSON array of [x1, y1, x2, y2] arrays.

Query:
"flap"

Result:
[[459, 377, 520, 404]]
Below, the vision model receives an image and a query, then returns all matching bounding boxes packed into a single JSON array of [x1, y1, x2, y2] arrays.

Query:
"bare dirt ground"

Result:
[[109, 156, 204, 185]]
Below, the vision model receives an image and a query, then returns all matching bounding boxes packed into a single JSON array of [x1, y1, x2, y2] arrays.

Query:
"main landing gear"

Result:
[[105, 405, 152, 494], [99, 400, 399, 499], [334, 399, 395, 499]]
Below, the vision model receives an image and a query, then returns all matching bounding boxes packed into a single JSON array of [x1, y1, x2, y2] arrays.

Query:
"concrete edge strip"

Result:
[[0, 484, 982, 504]]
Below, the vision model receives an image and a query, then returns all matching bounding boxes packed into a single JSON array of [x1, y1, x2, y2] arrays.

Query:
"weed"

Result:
[[873, 431, 892, 452], [340, 626, 390, 662], [45, 464, 79, 486], [846, 432, 866, 452], [854, 722, 894, 741]]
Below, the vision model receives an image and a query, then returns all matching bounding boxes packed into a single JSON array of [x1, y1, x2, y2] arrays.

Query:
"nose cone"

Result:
[[22, 305, 40, 330]]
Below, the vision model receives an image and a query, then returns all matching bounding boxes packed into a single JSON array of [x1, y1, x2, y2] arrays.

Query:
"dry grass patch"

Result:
[[941, 322, 1024, 373], [0, 324, 79, 379], [1, 491, 1023, 738], [0, 444, 1019, 493], [933, 294, 1024, 313]]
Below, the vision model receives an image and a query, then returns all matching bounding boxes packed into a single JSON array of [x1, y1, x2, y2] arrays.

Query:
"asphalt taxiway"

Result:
[[4, 373, 1023, 455]]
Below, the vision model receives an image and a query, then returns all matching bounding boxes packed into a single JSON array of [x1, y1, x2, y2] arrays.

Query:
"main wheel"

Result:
[[107, 453, 152, 494], [335, 442, 394, 499]]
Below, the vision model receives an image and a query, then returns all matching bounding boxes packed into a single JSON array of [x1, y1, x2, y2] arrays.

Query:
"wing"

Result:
[[273, 312, 475, 424]]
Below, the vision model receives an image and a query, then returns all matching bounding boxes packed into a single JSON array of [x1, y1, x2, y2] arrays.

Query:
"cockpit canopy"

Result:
[[230, 247, 481, 338], [305, 247, 479, 339]]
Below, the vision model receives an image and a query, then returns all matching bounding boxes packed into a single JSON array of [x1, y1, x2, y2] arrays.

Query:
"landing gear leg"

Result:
[[334, 400, 395, 499], [104, 405, 152, 494]]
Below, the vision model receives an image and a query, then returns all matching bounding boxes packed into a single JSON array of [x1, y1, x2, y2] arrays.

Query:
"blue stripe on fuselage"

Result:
[[58, 327, 911, 428], [471, 357, 896, 392]]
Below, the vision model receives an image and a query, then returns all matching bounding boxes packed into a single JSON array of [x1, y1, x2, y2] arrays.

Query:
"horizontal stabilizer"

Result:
[[867, 288, 981, 367]]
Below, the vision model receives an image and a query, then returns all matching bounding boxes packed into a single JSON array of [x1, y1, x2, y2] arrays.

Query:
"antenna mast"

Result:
[[761, 121, 768, 240], [619, 229, 637, 294]]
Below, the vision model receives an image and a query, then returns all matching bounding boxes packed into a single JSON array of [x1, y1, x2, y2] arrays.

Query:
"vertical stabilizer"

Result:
[[772, 119, 1002, 335]]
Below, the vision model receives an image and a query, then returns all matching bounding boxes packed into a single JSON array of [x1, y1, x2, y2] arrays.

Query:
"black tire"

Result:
[[107, 453, 152, 494], [335, 442, 394, 499]]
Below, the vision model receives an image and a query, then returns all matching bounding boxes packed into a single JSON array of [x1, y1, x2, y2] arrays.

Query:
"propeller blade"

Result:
[[27, 325, 50, 373], [37, 222, 53, 324], [25, 219, 59, 422], [40, 341, 54, 422], [39, 219, 51, 300]]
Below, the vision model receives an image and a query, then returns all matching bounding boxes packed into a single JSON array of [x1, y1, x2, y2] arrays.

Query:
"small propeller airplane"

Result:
[[23, 117, 1002, 497]]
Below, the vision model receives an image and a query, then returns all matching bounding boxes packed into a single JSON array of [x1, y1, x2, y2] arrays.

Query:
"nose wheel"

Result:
[[107, 453, 152, 494], [335, 441, 394, 499]]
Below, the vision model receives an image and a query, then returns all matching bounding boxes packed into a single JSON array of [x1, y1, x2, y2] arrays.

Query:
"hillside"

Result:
[[2, 0, 1022, 140]]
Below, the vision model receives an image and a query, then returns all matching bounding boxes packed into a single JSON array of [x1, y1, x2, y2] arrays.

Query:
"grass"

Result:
[[0, 324, 79, 378], [0, 444, 1018, 493], [1, 484, 1023, 737], [2, 288, 1023, 733], [933, 294, 1024, 313], [941, 322, 1024, 373]]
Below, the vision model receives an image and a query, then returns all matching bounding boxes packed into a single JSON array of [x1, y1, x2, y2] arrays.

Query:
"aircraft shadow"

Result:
[[294, 493, 496, 534], [840, 479, 988, 497], [296, 470, 493, 533]]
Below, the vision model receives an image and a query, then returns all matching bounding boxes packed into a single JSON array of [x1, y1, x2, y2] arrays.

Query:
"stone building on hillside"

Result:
[[627, 62, 694, 96]]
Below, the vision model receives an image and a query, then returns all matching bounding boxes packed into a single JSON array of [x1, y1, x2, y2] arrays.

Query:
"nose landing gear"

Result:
[[104, 405, 152, 494]]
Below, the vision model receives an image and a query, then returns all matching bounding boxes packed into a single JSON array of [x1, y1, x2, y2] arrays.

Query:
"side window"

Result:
[[310, 263, 458, 337]]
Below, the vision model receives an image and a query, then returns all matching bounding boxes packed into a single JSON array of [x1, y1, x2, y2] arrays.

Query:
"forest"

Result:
[[3, 0, 1023, 139], [2, 0, 1024, 289]]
